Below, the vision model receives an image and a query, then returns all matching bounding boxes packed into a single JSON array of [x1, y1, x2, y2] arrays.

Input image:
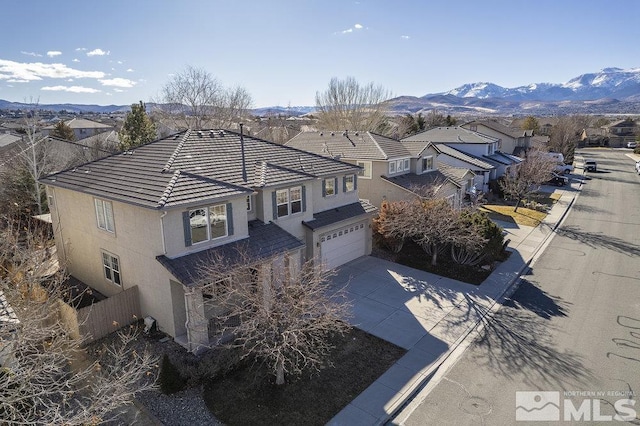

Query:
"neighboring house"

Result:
[[461, 119, 534, 155], [601, 119, 637, 147], [432, 144, 495, 193], [42, 118, 114, 141], [401, 126, 522, 185], [41, 129, 375, 353], [285, 130, 470, 208], [580, 127, 609, 146]]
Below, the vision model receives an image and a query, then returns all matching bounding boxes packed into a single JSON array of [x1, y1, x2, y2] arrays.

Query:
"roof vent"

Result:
[[209, 130, 215, 137], [355, 132, 359, 136], [197, 131, 203, 137], [319, 132, 323, 136], [220, 130, 225, 136], [330, 132, 335, 136]]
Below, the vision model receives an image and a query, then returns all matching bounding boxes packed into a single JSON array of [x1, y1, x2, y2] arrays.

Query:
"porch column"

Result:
[[184, 287, 208, 354]]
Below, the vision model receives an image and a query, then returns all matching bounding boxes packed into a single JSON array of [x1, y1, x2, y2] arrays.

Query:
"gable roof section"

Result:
[[43, 118, 113, 130], [286, 131, 411, 160], [402, 126, 499, 144], [484, 152, 523, 166], [156, 220, 304, 287], [465, 119, 527, 139], [383, 169, 461, 191], [437, 163, 474, 185], [433, 144, 495, 170], [302, 200, 377, 230], [42, 129, 360, 210]]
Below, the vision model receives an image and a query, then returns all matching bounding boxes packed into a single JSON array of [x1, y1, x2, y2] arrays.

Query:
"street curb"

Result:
[[386, 179, 582, 425]]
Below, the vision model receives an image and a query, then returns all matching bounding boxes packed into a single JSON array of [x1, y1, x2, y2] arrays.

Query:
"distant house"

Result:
[[401, 126, 522, 189], [601, 119, 637, 147], [42, 118, 114, 141], [42, 129, 375, 352], [286, 130, 471, 208], [461, 119, 534, 155]]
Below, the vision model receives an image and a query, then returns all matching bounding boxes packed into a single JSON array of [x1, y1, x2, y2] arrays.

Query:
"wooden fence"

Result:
[[58, 286, 141, 343]]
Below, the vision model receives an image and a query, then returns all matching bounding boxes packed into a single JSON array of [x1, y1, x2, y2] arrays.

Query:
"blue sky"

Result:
[[1, 0, 639, 108]]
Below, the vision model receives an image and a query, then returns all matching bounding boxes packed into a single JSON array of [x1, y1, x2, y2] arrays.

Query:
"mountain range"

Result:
[[2, 67, 640, 117]]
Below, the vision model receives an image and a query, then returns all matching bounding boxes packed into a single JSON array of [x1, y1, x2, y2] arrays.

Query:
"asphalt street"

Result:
[[392, 148, 640, 425]]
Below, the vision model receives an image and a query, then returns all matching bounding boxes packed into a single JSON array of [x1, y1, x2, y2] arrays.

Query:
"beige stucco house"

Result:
[[42, 118, 114, 141], [461, 119, 534, 155], [286, 130, 471, 208], [42, 129, 375, 353]]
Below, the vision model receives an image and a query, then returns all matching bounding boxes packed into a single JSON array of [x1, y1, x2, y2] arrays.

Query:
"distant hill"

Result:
[[2, 67, 639, 117]]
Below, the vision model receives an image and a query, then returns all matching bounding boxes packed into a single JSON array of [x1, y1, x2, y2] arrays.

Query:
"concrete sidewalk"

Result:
[[327, 180, 581, 425]]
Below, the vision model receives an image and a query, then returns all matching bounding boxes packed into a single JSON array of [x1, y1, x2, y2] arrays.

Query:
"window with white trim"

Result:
[[389, 161, 396, 174], [276, 186, 302, 217], [95, 199, 115, 233], [396, 159, 403, 171], [189, 204, 228, 244], [323, 178, 335, 197], [344, 174, 355, 192], [357, 161, 371, 178], [422, 156, 434, 172], [403, 159, 410, 171], [102, 251, 121, 286]]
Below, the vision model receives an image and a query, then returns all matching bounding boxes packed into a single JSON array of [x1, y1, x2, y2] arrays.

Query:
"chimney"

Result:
[[240, 123, 247, 182]]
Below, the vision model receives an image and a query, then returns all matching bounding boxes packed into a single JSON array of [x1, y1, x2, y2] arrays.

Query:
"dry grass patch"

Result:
[[479, 205, 547, 227]]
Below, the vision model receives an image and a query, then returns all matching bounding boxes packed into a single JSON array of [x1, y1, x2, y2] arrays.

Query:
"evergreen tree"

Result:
[[50, 120, 75, 141], [118, 101, 157, 151]]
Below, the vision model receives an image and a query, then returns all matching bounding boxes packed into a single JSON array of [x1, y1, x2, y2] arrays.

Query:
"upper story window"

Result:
[[343, 174, 356, 192], [188, 204, 228, 244], [357, 161, 371, 179], [276, 186, 302, 218], [404, 159, 410, 170], [422, 156, 434, 172], [323, 178, 336, 197], [101, 251, 121, 286], [95, 199, 115, 233], [470, 124, 477, 131], [388, 161, 396, 174]]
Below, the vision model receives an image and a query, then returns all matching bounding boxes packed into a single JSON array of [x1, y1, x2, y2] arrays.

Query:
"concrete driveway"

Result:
[[329, 256, 496, 351]]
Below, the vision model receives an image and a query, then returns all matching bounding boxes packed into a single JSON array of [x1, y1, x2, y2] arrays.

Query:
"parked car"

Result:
[[636, 161, 640, 174], [554, 163, 574, 175], [627, 141, 638, 149], [545, 173, 569, 187], [584, 160, 597, 172]]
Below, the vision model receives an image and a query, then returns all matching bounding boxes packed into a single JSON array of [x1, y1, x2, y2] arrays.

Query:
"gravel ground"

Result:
[[136, 386, 222, 425]]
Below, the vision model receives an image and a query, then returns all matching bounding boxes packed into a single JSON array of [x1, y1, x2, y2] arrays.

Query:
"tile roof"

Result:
[[401, 127, 499, 144], [286, 131, 411, 160], [433, 144, 496, 170], [383, 169, 461, 191], [400, 140, 432, 157], [156, 220, 304, 287], [484, 152, 523, 165], [42, 129, 360, 210], [0, 132, 21, 148], [302, 200, 377, 230], [43, 118, 113, 130], [437, 163, 474, 185], [466, 119, 527, 139]]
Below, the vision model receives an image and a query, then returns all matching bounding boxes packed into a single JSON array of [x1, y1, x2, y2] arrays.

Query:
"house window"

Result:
[[246, 195, 252, 211], [357, 161, 371, 179], [389, 161, 396, 174], [102, 251, 121, 286], [95, 199, 115, 233], [344, 174, 355, 192], [470, 125, 477, 131], [422, 156, 434, 172], [403, 159, 410, 171], [324, 178, 336, 197], [276, 186, 302, 217], [189, 204, 228, 244], [396, 159, 404, 171]]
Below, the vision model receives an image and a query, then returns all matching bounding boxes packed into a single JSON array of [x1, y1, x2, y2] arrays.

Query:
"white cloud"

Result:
[[113, 88, 124, 93], [75, 47, 87, 51], [41, 85, 101, 93], [47, 51, 62, 57], [0, 59, 105, 81], [117, 61, 123, 64], [87, 48, 110, 57], [401, 35, 410, 39], [72, 58, 80, 62], [126, 68, 134, 72], [67, 79, 74, 82], [98, 77, 136, 88], [7, 79, 30, 83], [21, 51, 42, 57], [340, 24, 364, 34]]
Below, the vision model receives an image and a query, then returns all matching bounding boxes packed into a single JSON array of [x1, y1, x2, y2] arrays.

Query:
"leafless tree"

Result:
[[499, 147, 558, 212], [549, 115, 588, 164], [0, 224, 158, 425], [197, 249, 351, 385], [315, 76, 392, 132], [156, 65, 253, 130]]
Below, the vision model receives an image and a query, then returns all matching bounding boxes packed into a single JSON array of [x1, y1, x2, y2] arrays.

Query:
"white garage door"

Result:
[[320, 222, 366, 269]]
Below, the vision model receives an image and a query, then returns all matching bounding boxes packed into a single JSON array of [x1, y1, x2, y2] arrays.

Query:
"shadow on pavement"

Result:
[[555, 225, 640, 257], [471, 277, 594, 389]]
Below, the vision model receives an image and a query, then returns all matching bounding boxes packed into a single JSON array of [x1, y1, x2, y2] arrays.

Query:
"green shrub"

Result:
[[159, 354, 185, 395], [460, 210, 504, 262]]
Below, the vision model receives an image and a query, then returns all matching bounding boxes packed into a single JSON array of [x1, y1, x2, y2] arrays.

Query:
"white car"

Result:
[[636, 161, 640, 174], [628, 141, 638, 149]]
